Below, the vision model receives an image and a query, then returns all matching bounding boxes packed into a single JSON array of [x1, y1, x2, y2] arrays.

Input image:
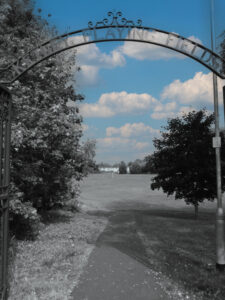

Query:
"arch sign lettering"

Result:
[[0, 11, 225, 84]]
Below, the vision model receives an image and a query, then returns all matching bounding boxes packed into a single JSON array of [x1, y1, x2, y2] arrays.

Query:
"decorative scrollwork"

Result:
[[88, 11, 143, 28]]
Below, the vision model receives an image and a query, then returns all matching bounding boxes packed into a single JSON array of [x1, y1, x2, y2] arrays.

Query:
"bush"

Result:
[[9, 187, 40, 240], [119, 161, 127, 174], [129, 161, 143, 174]]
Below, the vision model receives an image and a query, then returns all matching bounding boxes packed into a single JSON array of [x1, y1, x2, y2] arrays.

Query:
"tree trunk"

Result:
[[194, 204, 199, 219]]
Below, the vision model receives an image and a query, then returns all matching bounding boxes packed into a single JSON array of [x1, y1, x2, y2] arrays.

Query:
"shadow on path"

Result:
[[71, 207, 173, 300], [87, 201, 215, 271]]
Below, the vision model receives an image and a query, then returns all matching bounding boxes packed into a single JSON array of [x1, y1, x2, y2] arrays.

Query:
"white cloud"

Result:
[[79, 102, 114, 118], [80, 72, 220, 120], [154, 101, 177, 112], [120, 29, 202, 61], [76, 65, 99, 86], [76, 43, 125, 68], [106, 122, 159, 138], [151, 111, 176, 120], [151, 106, 196, 120], [150, 100, 179, 120], [161, 72, 225, 104], [97, 137, 150, 152], [66, 36, 125, 68], [79, 91, 158, 118], [177, 106, 196, 116], [80, 88, 198, 120], [134, 142, 150, 150], [67, 36, 125, 87], [98, 137, 130, 147]]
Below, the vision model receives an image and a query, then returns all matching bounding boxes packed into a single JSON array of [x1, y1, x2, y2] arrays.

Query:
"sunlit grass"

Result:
[[8, 211, 107, 300]]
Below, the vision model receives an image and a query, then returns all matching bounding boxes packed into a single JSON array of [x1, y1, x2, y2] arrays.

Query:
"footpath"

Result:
[[71, 211, 171, 300]]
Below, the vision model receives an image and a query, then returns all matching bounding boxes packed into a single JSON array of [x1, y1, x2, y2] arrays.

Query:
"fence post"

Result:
[[0, 85, 12, 300]]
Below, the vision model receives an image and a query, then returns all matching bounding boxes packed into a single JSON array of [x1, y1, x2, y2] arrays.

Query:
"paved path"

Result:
[[71, 211, 171, 300]]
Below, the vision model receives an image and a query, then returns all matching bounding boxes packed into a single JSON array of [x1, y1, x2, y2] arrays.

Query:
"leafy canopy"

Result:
[[151, 109, 224, 208], [0, 0, 96, 237]]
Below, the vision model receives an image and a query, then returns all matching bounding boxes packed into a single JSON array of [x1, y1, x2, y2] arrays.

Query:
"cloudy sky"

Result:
[[35, 0, 225, 163]]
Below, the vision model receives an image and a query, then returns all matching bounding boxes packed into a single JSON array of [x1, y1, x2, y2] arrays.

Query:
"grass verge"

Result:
[[135, 209, 225, 300], [8, 210, 107, 300]]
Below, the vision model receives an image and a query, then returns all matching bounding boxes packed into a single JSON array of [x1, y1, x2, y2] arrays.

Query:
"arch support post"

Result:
[[0, 85, 12, 300], [213, 76, 225, 270]]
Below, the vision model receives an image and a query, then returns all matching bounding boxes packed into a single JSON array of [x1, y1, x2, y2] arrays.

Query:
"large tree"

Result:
[[0, 0, 88, 236], [151, 109, 225, 218]]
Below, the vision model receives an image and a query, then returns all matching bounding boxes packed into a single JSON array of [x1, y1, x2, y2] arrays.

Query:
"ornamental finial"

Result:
[[88, 11, 142, 28]]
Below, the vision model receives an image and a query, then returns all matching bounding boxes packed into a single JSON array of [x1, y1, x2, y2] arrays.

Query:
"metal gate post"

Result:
[[0, 85, 12, 300]]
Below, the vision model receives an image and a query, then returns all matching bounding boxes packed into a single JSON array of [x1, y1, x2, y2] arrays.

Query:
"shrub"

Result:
[[9, 186, 40, 240]]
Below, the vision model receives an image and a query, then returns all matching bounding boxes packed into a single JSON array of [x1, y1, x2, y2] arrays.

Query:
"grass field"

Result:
[[79, 173, 220, 213], [80, 173, 225, 300], [8, 173, 225, 299]]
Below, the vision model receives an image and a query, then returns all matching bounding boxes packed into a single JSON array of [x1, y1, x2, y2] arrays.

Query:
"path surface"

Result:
[[71, 210, 171, 300], [71, 245, 170, 300]]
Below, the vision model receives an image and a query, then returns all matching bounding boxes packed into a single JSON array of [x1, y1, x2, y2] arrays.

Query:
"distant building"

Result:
[[99, 167, 130, 174], [99, 167, 119, 173]]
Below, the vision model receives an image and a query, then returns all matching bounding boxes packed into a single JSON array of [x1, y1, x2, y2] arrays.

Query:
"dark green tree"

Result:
[[151, 109, 224, 218], [119, 161, 127, 174], [143, 155, 158, 174], [129, 159, 144, 174], [81, 139, 98, 174], [0, 0, 87, 236]]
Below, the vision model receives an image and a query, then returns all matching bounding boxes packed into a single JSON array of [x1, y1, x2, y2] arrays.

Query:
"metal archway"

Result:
[[0, 10, 225, 299], [0, 11, 225, 84]]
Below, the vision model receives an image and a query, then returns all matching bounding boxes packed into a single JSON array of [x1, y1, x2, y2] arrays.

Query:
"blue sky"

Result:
[[35, 0, 225, 164]]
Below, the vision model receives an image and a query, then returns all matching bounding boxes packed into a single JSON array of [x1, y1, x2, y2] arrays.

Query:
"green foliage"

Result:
[[151, 109, 224, 212], [119, 161, 127, 174], [81, 139, 98, 174], [129, 159, 145, 174], [9, 183, 40, 239], [0, 0, 89, 237], [143, 155, 158, 174]]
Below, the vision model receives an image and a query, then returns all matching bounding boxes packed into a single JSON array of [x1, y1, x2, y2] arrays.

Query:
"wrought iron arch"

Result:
[[0, 11, 225, 84]]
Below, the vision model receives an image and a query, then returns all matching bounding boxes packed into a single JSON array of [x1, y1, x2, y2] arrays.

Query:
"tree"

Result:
[[119, 161, 127, 174], [143, 155, 158, 174], [0, 0, 86, 236], [81, 139, 98, 174], [129, 159, 144, 174], [150, 109, 224, 218]]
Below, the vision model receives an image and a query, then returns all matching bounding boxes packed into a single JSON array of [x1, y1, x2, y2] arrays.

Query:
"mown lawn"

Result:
[[135, 209, 225, 300]]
